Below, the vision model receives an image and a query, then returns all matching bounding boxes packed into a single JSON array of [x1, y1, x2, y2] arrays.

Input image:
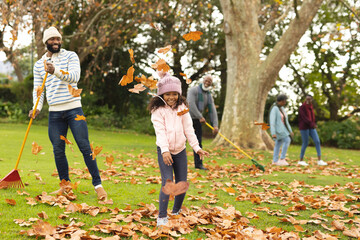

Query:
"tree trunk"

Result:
[[217, 0, 324, 150]]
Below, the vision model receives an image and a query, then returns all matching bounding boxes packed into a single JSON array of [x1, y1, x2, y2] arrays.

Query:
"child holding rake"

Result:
[[149, 71, 209, 227]]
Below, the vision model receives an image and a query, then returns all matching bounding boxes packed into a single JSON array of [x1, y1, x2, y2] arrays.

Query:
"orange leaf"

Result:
[[31, 141, 42, 155], [177, 108, 189, 116], [135, 75, 158, 90], [129, 83, 146, 94], [5, 199, 16, 206], [119, 66, 135, 86], [128, 49, 135, 64], [151, 59, 170, 72], [254, 121, 270, 130], [148, 189, 156, 194], [106, 155, 114, 165], [60, 135, 73, 145], [182, 31, 203, 41], [60, 70, 69, 75], [294, 225, 305, 232], [75, 114, 86, 121], [68, 84, 82, 97], [158, 45, 171, 54], [37, 211, 48, 219], [35, 86, 43, 97], [90, 143, 103, 160]]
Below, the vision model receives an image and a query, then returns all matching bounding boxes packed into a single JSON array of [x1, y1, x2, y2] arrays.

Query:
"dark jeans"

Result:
[[48, 107, 102, 186], [157, 147, 187, 218], [192, 119, 203, 166]]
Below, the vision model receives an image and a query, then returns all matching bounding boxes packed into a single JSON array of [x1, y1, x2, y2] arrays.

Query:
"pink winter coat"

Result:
[[151, 104, 201, 155]]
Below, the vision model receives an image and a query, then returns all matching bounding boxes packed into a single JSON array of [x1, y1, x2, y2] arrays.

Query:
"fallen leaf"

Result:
[[5, 199, 16, 206], [162, 179, 189, 196]]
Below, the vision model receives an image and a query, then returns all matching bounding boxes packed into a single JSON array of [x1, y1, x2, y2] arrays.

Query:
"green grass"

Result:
[[0, 123, 359, 239]]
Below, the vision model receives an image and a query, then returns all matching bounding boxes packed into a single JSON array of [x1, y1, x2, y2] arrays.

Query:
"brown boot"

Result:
[[95, 186, 107, 200]]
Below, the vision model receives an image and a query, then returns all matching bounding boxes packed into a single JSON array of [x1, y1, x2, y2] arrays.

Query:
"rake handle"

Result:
[[14, 70, 48, 170], [204, 122, 253, 160]]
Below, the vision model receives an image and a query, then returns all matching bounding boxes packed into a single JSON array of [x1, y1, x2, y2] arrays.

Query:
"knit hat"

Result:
[[43, 27, 62, 44], [157, 71, 182, 95]]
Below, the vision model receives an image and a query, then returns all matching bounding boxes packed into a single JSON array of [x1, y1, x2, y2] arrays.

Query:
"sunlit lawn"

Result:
[[0, 123, 359, 239]]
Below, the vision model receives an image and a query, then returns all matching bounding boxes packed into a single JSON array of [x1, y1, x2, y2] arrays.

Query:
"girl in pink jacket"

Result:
[[149, 72, 209, 227]]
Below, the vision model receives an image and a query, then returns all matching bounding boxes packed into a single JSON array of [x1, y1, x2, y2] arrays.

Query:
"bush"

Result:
[[291, 117, 360, 149]]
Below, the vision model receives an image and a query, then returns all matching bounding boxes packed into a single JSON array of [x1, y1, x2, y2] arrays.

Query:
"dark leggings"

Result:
[[157, 147, 188, 218]]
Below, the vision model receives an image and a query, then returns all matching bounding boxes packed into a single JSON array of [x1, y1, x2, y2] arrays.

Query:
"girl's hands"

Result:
[[162, 152, 173, 166], [197, 149, 209, 160]]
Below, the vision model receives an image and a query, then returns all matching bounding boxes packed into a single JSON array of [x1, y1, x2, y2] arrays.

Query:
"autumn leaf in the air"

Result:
[[158, 45, 171, 54], [68, 84, 82, 97], [60, 135, 72, 145], [151, 59, 170, 72], [128, 49, 135, 64], [135, 75, 157, 90], [177, 108, 189, 116], [90, 143, 103, 160], [150, 22, 161, 31], [60, 70, 69, 75], [162, 179, 189, 196], [180, 72, 192, 84], [129, 83, 146, 94], [182, 31, 203, 41], [35, 86, 43, 97], [254, 121, 270, 130], [106, 155, 114, 167], [31, 141, 42, 155], [60, 135, 74, 151], [75, 114, 86, 121], [119, 66, 135, 86]]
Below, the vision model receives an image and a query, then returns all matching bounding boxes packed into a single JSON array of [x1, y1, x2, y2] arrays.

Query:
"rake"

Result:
[[0, 61, 48, 189], [205, 122, 265, 172]]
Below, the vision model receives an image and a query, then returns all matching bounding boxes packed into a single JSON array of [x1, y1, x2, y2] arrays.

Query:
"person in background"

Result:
[[28, 26, 107, 200], [298, 94, 327, 166], [269, 94, 294, 166], [187, 75, 218, 170]]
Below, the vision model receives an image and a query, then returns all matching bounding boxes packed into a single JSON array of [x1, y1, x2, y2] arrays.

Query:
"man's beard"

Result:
[[46, 43, 61, 53]]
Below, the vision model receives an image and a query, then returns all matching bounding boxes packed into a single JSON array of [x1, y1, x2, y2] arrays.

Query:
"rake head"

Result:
[[0, 169, 24, 189], [251, 159, 265, 172]]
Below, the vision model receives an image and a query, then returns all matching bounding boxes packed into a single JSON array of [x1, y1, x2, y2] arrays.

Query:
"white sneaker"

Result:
[[317, 160, 328, 166], [172, 209, 182, 215], [279, 159, 289, 166], [157, 217, 168, 227], [298, 161, 309, 166]]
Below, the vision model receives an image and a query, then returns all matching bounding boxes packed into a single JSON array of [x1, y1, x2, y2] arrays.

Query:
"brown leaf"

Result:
[[158, 45, 171, 54], [5, 199, 16, 205], [128, 49, 135, 64], [119, 66, 135, 86], [29, 220, 56, 236], [31, 141, 42, 155], [331, 220, 345, 230], [37, 211, 48, 219], [151, 59, 170, 72], [162, 180, 189, 196]]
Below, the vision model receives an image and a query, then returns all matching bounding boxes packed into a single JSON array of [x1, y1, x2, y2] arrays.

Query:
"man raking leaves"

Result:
[[27, 26, 107, 200]]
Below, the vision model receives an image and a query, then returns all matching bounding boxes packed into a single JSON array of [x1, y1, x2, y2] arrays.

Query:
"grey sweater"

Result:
[[187, 86, 218, 127]]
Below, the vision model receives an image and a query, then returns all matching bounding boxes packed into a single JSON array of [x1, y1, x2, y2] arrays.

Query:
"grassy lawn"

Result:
[[0, 123, 359, 239]]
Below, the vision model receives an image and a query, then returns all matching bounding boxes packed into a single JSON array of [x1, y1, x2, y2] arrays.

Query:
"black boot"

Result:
[[195, 159, 208, 170]]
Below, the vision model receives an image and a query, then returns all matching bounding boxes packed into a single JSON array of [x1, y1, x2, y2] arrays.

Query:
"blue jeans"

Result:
[[273, 136, 291, 162], [157, 147, 188, 218], [48, 107, 101, 186], [300, 129, 321, 159]]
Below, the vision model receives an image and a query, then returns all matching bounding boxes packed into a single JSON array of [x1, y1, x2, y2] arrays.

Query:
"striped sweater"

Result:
[[32, 49, 82, 111]]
